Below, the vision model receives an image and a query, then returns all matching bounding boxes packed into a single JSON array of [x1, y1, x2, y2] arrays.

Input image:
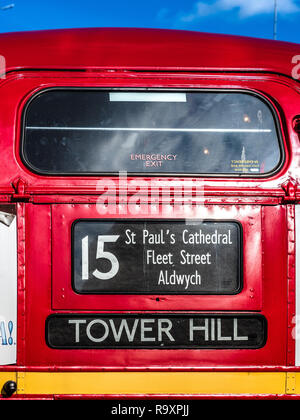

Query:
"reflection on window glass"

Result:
[[22, 90, 282, 175]]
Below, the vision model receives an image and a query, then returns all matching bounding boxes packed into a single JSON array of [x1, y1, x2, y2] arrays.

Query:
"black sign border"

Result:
[[45, 313, 267, 350], [71, 219, 243, 296]]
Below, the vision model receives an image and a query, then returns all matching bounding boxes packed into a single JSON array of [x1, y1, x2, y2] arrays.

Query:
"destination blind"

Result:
[[72, 220, 242, 294], [46, 314, 266, 349]]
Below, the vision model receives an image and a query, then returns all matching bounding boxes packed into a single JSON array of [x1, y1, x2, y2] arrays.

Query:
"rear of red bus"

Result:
[[1, 28, 300, 400]]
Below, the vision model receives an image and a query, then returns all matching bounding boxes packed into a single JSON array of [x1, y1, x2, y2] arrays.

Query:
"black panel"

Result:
[[46, 314, 267, 349], [72, 220, 242, 294]]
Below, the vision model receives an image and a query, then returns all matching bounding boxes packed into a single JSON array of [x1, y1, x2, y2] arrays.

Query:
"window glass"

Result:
[[22, 90, 282, 175]]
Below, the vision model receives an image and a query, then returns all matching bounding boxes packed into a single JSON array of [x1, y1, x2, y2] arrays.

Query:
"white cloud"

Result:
[[180, 0, 300, 21], [219, 0, 300, 17], [181, 2, 212, 22]]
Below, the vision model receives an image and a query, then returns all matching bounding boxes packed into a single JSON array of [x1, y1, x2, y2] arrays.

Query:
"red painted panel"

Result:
[[52, 204, 262, 311], [22, 202, 287, 368], [0, 72, 299, 196], [0, 28, 299, 76]]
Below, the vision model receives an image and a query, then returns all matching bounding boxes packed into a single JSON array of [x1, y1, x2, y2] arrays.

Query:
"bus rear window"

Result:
[[22, 90, 282, 176]]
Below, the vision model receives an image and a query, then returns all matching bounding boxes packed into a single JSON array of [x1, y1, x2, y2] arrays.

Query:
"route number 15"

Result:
[[81, 235, 120, 281]]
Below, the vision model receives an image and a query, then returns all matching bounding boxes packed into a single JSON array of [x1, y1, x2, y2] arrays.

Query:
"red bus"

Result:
[[0, 27, 300, 400]]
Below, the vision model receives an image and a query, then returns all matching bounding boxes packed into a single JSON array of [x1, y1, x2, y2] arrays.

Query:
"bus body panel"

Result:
[[0, 28, 299, 76], [0, 72, 299, 195], [0, 29, 300, 398]]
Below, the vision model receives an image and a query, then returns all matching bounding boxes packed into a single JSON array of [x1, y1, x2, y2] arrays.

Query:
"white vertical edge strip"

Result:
[[296, 206, 300, 365], [0, 215, 17, 365]]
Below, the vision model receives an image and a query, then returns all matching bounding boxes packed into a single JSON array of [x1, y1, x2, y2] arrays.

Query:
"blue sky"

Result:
[[0, 0, 299, 43]]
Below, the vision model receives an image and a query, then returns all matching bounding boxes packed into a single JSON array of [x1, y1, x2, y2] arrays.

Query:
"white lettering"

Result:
[[158, 270, 201, 289], [233, 318, 248, 341], [217, 319, 232, 341], [140, 319, 155, 342], [189, 318, 209, 341], [109, 319, 139, 342], [68, 319, 87, 343], [86, 320, 109, 342], [158, 319, 175, 342]]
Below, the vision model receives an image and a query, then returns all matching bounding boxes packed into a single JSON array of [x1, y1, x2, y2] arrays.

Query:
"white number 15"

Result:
[[81, 235, 120, 281]]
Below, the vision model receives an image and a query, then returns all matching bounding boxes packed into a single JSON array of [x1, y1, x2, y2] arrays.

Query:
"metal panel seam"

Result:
[[16, 371, 25, 394], [286, 373, 296, 394]]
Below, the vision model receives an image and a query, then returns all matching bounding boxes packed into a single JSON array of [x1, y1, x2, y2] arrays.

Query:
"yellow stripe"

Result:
[[0, 372, 17, 386], [10, 371, 300, 396], [10, 372, 287, 396]]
